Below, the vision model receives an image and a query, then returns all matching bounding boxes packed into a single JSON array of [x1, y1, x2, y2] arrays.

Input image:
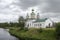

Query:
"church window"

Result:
[[27, 24, 29, 27], [34, 24, 37, 27], [49, 23, 51, 27], [36, 24, 37, 26], [34, 24, 36, 26], [34, 24, 35, 27], [40, 24, 42, 26], [30, 23, 31, 26], [38, 24, 39, 26]]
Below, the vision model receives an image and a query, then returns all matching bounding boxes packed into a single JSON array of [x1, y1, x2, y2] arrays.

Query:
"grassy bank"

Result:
[[9, 28, 56, 40]]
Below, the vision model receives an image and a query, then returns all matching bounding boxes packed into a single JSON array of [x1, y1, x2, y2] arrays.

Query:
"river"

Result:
[[0, 28, 19, 40]]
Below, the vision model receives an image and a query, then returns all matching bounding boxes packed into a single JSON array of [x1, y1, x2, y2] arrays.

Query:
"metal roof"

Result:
[[34, 18, 48, 22]]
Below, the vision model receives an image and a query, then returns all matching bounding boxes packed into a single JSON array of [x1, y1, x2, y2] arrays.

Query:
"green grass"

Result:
[[9, 28, 56, 40]]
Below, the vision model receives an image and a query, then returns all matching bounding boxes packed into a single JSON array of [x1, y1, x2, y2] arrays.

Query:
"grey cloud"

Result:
[[15, 0, 41, 10], [0, 0, 60, 22], [42, 0, 60, 13], [15, 0, 60, 13], [1, 0, 60, 13], [42, 13, 60, 18]]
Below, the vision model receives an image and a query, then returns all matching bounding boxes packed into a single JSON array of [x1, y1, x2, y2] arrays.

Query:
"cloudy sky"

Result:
[[0, 0, 60, 22]]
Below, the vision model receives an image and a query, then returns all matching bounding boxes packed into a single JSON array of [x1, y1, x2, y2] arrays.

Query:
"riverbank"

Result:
[[9, 28, 56, 40]]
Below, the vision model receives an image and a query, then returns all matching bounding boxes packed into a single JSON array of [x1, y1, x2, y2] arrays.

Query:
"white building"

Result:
[[25, 9, 54, 28]]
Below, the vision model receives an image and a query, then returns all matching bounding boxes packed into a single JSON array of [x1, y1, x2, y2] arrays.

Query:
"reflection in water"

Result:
[[0, 28, 19, 40]]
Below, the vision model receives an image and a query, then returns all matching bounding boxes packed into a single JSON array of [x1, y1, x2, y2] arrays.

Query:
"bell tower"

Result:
[[31, 9, 36, 19], [26, 13, 29, 20], [37, 13, 40, 19]]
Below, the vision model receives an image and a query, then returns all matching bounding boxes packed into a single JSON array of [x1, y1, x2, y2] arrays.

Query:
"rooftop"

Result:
[[34, 18, 48, 22]]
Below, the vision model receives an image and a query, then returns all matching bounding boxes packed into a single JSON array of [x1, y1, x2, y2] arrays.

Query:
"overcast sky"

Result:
[[0, 0, 60, 22]]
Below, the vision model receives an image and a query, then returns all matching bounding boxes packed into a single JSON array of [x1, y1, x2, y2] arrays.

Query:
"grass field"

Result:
[[9, 28, 56, 40]]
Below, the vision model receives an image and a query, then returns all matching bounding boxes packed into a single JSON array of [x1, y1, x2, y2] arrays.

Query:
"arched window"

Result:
[[36, 24, 37, 26], [30, 23, 31, 26], [49, 23, 50, 27], [40, 24, 42, 26], [27, 24, 29, 27], [29, 23, 31, 27]]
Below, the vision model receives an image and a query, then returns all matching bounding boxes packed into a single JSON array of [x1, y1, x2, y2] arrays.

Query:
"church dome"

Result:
[[32, 9, 34, 11], [31, 9, 35, 15], [31, 12, 35, 15], [30, 9, 36, 19]]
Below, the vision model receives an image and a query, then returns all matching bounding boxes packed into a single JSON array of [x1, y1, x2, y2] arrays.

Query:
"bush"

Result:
[[37, 28, 43, 33], [24, 27, 28, 31]]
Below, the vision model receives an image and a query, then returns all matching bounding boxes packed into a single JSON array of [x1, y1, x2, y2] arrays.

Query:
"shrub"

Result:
[[37, 28, 43, 33], [24, 27, 28, 31]]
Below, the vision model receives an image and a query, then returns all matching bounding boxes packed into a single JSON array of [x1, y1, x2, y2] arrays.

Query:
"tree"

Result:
[[18, 16, 25, 30], [56, 23, 60, 40], [18, 16, 25, 23], [0, 22, 9, 28]]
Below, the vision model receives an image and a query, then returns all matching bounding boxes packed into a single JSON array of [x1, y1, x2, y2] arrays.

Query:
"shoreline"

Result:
[[9, 32, 21, 40], [9, 30, 41, 40], [9, 32, 41, 40]]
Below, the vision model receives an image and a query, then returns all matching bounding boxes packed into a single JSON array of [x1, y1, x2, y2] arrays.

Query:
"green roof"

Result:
[[34, 18, 48, 22]]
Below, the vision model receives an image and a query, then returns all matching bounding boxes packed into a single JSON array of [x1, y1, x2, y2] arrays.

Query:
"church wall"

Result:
[[28, 22, 45, 28], [45, 19, 53, 27], [25, 19, 53, 28]]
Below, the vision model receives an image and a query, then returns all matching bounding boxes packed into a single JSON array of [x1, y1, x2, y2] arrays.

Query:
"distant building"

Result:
[[25, 9, 54, 28]]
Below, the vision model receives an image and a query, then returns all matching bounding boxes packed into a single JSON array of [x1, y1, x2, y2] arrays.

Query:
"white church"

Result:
[[25, 9, 54, 28]]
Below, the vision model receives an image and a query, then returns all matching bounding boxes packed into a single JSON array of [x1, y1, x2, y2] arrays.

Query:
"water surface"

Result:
[[0, 28, 19, 40]]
